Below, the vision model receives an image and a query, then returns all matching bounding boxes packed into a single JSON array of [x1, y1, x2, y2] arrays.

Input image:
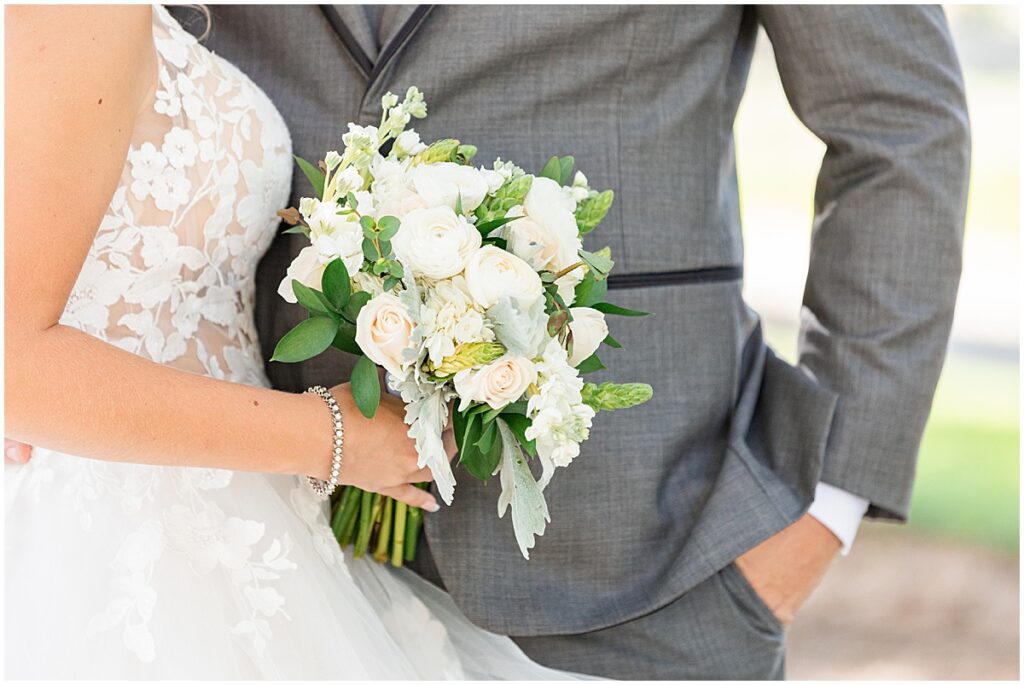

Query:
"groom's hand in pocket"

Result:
[[734, 513, 841, 625]]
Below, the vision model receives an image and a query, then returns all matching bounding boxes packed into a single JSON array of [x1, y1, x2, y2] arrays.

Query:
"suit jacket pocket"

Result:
[[717, 561, 785, 638], [730, 339, 839, 512]]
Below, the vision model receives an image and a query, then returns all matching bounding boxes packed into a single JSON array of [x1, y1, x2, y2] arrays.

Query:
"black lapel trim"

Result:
[[319, 5, 373, 81], [366, 5, 434, 92], [606, 266, 743, 290]]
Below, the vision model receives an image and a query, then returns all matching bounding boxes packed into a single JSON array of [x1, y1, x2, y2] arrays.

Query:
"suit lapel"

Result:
[[320, 5, 434, 95]]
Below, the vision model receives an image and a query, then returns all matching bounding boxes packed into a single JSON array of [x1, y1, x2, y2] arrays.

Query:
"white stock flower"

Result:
[[567, 307, 609, 366], [277, 246, 325, 303], [525, 339, 596, 486], [355, 292, 416, 377], [419, 276, 493, 366], [454, 355, 537, 411], [464, 246, 543, 310], [299, 198, 365, 275], [392, 206, 481, 280], [394, 130, 427, 157], [411, 162, 490, 212]]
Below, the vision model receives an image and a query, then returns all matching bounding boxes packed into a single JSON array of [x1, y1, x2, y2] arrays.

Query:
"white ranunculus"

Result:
[[370, 158, 428, 219], [454, 355, 537, 411], [464, 245, 544, 310], [278, 246, 326, 303], [507, 176, 582, 274], [355, 292, 415, 378], [392, 206, 481, 280], [411, 162, 490, 212], [567, 307, 609, 366]]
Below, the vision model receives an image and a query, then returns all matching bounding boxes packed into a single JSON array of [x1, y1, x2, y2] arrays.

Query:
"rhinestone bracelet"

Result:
[[305, 385, 343, 500]]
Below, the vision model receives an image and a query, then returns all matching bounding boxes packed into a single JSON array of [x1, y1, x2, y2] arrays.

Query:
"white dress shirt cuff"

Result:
[[806, 481, 869, 555]]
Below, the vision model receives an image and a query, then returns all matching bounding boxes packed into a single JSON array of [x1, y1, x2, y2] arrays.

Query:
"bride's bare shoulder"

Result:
[[6, 5, 154, 104]]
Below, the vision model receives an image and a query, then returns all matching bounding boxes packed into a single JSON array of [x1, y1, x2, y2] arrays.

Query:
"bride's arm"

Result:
[[4, 6, 442, 509]]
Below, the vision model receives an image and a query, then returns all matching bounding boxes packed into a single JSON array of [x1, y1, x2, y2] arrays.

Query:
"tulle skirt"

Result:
[[5, 450, 579, 679]]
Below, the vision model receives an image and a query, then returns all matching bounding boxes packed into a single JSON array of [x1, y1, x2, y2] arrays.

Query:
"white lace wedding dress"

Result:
[[4, 8, 575, 679]]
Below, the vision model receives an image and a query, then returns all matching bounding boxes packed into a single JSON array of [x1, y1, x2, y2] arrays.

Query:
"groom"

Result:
[[124, 5, 975, 679]]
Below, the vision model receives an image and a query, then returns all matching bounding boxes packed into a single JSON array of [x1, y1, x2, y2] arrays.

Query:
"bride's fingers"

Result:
[[442, 428, 457, 462], [379, 484, 439, 512], [5, 439, 31, 464], [409, 466, 434, 483]]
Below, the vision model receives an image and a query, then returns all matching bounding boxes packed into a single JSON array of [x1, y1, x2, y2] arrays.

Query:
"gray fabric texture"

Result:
[[174, 4, 969, 678]]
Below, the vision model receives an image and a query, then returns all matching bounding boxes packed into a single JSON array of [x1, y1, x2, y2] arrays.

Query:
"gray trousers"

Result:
[[410, 537, 786, 680]]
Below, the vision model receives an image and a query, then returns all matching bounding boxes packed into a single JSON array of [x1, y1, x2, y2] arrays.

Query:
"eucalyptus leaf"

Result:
[[271, 316, 339, 363], [578, 248, 614, 281], [377, 215, 400, 241]]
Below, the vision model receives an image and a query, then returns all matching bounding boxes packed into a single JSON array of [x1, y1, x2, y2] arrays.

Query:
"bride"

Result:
[[4, 6, 580, 679]]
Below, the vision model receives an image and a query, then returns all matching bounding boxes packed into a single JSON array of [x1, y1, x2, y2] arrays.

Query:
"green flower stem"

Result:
[[335, 486, 362, 546], [353, 490, 376, 558], [404, 504, 423, 562], [330, 486, 353, 538], [373, 497, 395, 563], [391, 501, 407, 567]]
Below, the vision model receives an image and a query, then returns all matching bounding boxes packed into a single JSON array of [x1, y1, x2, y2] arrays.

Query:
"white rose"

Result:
[[411, 162, 490, 212], [454, 355, 537, 411], [277, 246, 326, 303], [355, 292, 415, 378], [464, 245, 544, 309], [507, 176, 582, 272], [567, 307, 609, 366], [392, 206, 481, 280]]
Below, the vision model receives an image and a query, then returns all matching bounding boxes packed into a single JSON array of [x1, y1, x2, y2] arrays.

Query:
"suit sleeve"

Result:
[[755, 6, 971, 519]]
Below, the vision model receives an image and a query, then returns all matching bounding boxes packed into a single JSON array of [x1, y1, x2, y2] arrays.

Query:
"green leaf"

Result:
[[271, 317, 339, 363], [558, 156, 575, 186], [581, 382, 654, 412], [454, 192, 464, 216], [593, 302, 650, 317], [454, 409, 482, 468], [362, 238, 380, 261], [501, 414, 537, 456], [282, 224, 311, 236], [462, 418, 503, 480], [573, 270, 608, 308], [321, 258, 351, 310], [475, 174, 533, 224], [500, 400, 528, 415], [377, 215, 400, 241], [291, 281, 336, 317], [475, 215, 517, 238], [360, 215, 376, 232], [576, 353, 606, 374], [476, 420, 498, 454], [383, 276, 401, 291], [578, 248, 614, 281], [345, 192, 358, 209], [341, 291, 371, 324], [575, 190, 614, 235], [603, 333, 623, 349], [332, 320, 361, 354], [294, 155, 325, 197], [350, 355, 380, 418], [539, 156, 562, 182]]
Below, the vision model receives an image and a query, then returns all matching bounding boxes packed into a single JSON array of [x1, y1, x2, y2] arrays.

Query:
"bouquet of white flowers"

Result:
[[273, 87, 652, 563]]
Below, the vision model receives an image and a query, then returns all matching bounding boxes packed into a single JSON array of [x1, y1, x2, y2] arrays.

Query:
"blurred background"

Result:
[[735, 5, 1020, 679]]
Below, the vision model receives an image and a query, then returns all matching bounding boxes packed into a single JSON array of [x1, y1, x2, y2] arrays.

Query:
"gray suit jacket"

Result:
[[182, 5, 969, 637]]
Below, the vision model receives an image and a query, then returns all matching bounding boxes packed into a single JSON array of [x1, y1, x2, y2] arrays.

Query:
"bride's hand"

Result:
[[326, 382, 455, 511]]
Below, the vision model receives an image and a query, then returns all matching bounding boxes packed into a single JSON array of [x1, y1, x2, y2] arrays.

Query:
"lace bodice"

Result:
[[59, 6, 292, 387]]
